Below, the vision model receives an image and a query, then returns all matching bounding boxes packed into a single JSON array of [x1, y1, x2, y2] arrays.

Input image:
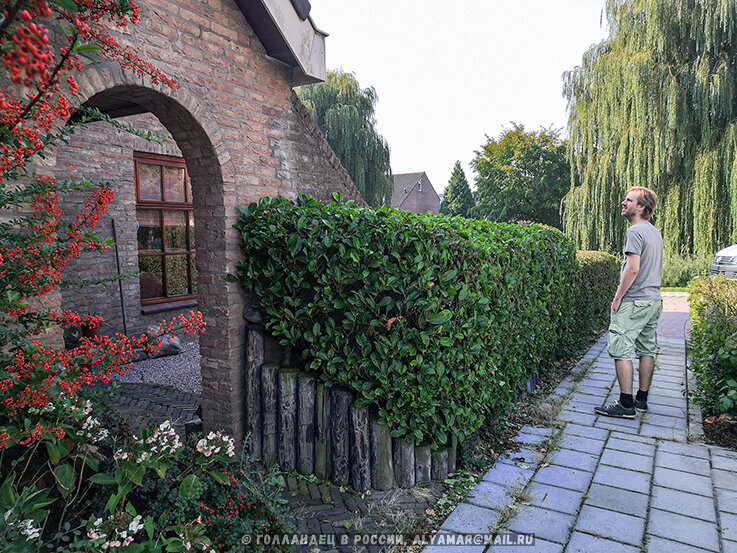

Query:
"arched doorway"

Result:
[[54, 64, 247, 440]]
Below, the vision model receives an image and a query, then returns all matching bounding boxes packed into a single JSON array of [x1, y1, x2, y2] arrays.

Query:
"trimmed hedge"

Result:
[[688, 276, 737, 414], [576, 250, 620, 342], [232, 196, 581, 448], [662, 254, 711, 288]]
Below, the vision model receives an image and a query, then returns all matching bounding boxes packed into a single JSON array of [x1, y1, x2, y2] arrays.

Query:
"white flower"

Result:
[[18, 519, 41, 540], [128, 515, 144, 534]]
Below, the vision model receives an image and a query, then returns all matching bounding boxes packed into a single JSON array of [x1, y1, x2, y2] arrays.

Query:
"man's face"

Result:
[[621, 192, 642, 220]]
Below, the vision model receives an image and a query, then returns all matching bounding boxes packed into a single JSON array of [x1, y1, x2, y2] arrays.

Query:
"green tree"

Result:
[[440, 161, 475, 217], [563, 0, 737, 256], [471, 124, 569, 228], [296, 70, 392, 207]]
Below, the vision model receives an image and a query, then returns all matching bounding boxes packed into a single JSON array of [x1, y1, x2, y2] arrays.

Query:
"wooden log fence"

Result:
[[242, 318, 540, 489]]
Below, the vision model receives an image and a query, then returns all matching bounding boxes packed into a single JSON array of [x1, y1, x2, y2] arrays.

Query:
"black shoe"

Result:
[[634, 398, 648, 413], [594, 401, 636, 419]]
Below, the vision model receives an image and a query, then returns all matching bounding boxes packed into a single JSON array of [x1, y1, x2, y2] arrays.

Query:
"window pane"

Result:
[[190, 253, 197, 294], [164, 211, 187, 251], [138, 163, 161, 201], [186, 175, 192, 203], [139, 256, 163, 299], [163, 166, 186, 202], [137, 210, 162, 252], [166, 255, 189, 297], [188, 212, 195, 249]]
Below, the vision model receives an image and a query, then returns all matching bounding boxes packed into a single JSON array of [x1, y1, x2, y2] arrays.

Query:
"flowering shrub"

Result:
[[148, 434, 293, 553], [0, 2, 299, 552]]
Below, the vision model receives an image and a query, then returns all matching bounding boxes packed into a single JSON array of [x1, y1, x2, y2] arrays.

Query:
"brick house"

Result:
[[44, 0, 364, 440], [391, 172, 441, 214]]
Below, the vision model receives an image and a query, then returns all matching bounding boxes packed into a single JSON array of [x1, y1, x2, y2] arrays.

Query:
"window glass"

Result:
[[164, 211, 187, 251], [138, 163, 161, 201], [188, 212, 195, 249], [166, 255, 189, 296], [139, 256, 164, 299], [190, 254, 197, 294], [163, 166, 186, 202], [135, 155, 196, 304], [137, 210, 162, 252]]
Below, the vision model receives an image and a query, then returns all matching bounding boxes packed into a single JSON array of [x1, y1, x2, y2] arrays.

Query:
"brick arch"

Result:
[[68, 63, 247, 440]]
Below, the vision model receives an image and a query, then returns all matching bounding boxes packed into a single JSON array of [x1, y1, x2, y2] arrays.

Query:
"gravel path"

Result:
[[114, 340, 201, 394]]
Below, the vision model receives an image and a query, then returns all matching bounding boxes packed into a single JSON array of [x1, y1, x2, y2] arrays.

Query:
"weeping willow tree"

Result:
[[296, 70, 393, 207], [563, 0, 737, 256]]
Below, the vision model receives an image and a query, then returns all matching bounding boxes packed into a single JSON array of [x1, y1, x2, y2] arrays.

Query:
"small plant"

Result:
[[572, 360, 595, 382], [531, 431, 564, 463]]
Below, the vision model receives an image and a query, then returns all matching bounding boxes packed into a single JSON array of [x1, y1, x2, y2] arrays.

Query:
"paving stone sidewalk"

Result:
[[428, 336, 737, 553]]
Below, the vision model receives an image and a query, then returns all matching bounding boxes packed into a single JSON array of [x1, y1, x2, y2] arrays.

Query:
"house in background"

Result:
[[391, 172, 441, 214]]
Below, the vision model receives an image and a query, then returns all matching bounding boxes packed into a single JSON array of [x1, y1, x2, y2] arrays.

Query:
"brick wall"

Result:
[[45, 0, 364, 440]]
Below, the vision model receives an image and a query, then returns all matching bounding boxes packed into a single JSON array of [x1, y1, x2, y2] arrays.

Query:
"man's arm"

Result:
[[612, 253, 640, 312]]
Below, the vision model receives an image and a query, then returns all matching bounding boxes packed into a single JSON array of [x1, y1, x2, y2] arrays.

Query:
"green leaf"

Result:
[[207, 470, 231, 485], [428, 310, 452, 325], [178, 474, 200, 498], [125, 502, 137, 517], [145, 516, 155, 540], [89, 473, 117, 485], [46, 442, 61, 464], [73, 43, 101, 53], [48, 0, 79, 12], [55, 464, 75, 499]]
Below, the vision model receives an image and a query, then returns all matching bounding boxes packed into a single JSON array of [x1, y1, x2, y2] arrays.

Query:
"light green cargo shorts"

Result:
[[607, 300, 663, 360]]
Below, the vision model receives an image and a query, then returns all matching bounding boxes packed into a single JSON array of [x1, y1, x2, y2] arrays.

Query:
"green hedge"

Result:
[[575, 250, 620, 342], [232, 195, 582, 448], [688, 276, 737, 414], [662, 254, 711, 288]]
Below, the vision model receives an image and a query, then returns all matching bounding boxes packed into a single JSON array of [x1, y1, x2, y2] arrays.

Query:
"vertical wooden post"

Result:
[[297, 374, 316, 475], [350, 406, 371, 492], [261, 364, 279, 464], [278, 369, 298, 471], [314, 383, 330, 480], [415, 445, 431, 483], [370, 420, 394, 490], [244, 328, 263, 459], [393, 438, 415, 487], [431, 448, 449, 481], [447, 447, 457, 474], [330, 388, 352, 486]]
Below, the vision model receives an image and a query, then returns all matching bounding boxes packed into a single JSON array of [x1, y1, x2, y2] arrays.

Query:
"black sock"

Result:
[[620, 393, 634, 408], [636, 390, 648, 402]]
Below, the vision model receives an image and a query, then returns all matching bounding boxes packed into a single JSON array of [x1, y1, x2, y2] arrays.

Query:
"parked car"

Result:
[[711, 244, 737, 280]]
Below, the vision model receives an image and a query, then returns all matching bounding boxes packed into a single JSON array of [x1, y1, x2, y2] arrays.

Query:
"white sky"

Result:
[[308, 0, 610, 195]]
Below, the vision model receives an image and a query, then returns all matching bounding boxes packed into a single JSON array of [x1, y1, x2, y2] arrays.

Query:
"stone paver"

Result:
[[428, 307, 737, 553], [564, 531, 639, 553], [575, 504, 645, 544]]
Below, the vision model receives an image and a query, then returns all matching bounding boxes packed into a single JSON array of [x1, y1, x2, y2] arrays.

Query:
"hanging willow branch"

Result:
[[563, 0, 737, 256], [296, 70, 393, 208]]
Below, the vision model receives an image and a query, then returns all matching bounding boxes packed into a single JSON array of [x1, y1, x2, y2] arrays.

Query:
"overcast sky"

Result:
[[308, 0, 610, 196]]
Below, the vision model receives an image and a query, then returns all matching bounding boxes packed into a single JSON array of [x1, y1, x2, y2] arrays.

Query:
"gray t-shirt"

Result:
[[621, 221, 664, 301]]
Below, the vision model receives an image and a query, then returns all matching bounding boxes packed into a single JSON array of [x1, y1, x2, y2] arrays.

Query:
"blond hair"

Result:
[[627, 187, 657, 219]]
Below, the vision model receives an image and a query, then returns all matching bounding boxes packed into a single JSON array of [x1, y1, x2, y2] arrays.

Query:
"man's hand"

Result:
[[612, 253, 640, 313]]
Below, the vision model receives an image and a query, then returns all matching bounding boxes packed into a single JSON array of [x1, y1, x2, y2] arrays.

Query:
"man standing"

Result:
[[595, 187, 664, 419]]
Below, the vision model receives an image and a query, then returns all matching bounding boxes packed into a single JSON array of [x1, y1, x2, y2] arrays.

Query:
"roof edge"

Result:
[[236, 0, 327, 85]]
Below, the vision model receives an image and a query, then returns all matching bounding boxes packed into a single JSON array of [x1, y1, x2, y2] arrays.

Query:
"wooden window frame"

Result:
[[134, 152, 197, 308]]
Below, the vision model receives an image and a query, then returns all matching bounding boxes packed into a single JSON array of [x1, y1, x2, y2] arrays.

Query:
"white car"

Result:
[[711, 244, 737, 280]]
